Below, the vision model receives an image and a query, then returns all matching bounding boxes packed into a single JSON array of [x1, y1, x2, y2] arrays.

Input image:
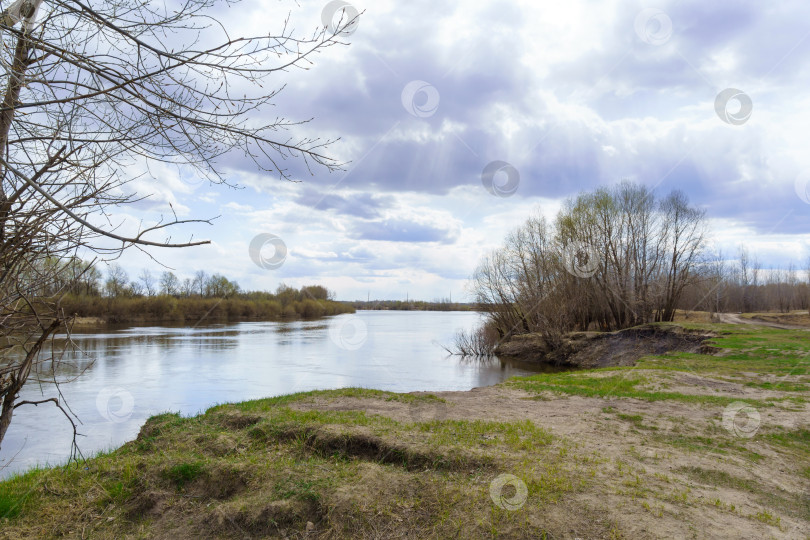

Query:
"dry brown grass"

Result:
[[672, 309, 714, 323], [741, 310, 810, 327]]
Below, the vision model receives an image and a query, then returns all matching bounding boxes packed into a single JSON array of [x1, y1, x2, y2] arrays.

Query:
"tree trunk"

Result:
[[0, 318, 60, 450]]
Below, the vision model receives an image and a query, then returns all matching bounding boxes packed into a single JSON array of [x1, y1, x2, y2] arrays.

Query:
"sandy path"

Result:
[[717, 312, 809, 330]]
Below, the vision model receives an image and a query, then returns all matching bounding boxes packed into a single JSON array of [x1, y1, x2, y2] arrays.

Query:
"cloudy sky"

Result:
[[109, 0, 810, 301]]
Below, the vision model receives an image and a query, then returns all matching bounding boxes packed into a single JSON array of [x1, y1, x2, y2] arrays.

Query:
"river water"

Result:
[[0, 311, 549, 478]]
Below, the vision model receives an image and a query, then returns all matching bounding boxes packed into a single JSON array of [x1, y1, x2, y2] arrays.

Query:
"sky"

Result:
[[104, 0, 810, 301]]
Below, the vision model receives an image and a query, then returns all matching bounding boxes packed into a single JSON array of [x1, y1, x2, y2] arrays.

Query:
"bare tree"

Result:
[[180, 277, 194, 297], [76, 262, 101, 296], [684, 247, 810, 315], [803, 256, 810, 310], [805, 256, 810, 284], [705, 249, 727, 314], [192, 270, 208, 296], [1, 0, 354, 451], [138, 269, 156, 297], [104, 264, 128, 297], [159, 271, 179, 296], [470, 183, 707, 351], [656, 190, 707, 322], [737, 245, 751, 312], [128, 279, 144, 297]]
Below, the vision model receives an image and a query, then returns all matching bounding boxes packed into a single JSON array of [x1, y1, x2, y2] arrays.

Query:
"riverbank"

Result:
[[62, 295, 354, 325], [1, 322, 808, 538], [494, 323, 717, 368]]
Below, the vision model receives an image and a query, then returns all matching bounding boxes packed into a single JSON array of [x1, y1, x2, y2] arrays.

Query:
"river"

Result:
[[0, 310, 550, 478]]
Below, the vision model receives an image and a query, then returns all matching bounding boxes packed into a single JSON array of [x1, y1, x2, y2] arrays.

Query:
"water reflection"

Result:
[[1, 311, 548, 478]]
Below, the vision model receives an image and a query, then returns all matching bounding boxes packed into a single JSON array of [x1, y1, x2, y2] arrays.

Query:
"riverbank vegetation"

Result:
[[17, 259, 353, 324], [72, 268, 351, 324], [64, 291, 355, 324], [466, 182, 810, 355], [1, 322, 807, 538], [352, 299, 474, 311]]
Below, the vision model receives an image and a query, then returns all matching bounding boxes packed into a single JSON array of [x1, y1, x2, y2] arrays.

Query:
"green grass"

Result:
[[507, 370, 768, 406], [163, 461, 204, 489], [503, 323, 810, 496], [0, 490, 26, 519], [220, 387, 445, 411], [507, 324, 810, 405], [0, 388, 591, 539]]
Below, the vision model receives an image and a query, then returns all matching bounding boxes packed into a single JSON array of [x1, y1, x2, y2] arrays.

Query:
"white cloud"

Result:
[[91, 0, 810, 299]]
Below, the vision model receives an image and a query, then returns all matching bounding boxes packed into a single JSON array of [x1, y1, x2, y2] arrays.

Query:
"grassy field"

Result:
[[1, 323, 808, 538]]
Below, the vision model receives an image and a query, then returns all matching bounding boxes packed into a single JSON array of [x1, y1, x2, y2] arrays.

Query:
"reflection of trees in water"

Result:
[[22, 328, 244, 380], [274, 323, 329, 334], [39, 320, 339, 374], [273, 321, 331, 348]]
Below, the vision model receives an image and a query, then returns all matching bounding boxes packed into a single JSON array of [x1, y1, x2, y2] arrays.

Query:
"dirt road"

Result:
[[717, 312, 810, 330]]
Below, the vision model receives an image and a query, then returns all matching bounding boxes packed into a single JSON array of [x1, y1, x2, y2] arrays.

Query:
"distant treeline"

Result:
[[23, 260, 353, 323], [352, 300, 474, 311], [681, 246, 810, 314]]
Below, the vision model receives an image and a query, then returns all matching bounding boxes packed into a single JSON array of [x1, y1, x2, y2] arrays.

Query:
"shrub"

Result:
[[60, 285, 351, 323], [299, 299, 326, 318]]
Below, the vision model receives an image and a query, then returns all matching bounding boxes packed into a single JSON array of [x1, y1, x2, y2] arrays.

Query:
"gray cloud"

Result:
[[350, 218, 458, 243], [292, 187, 394, 219]]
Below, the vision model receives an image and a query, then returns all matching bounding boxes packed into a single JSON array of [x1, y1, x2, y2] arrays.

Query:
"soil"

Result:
[[293, 382, 810, 539], [495, 324, 715, 368], [718, 312, 810, 330]]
